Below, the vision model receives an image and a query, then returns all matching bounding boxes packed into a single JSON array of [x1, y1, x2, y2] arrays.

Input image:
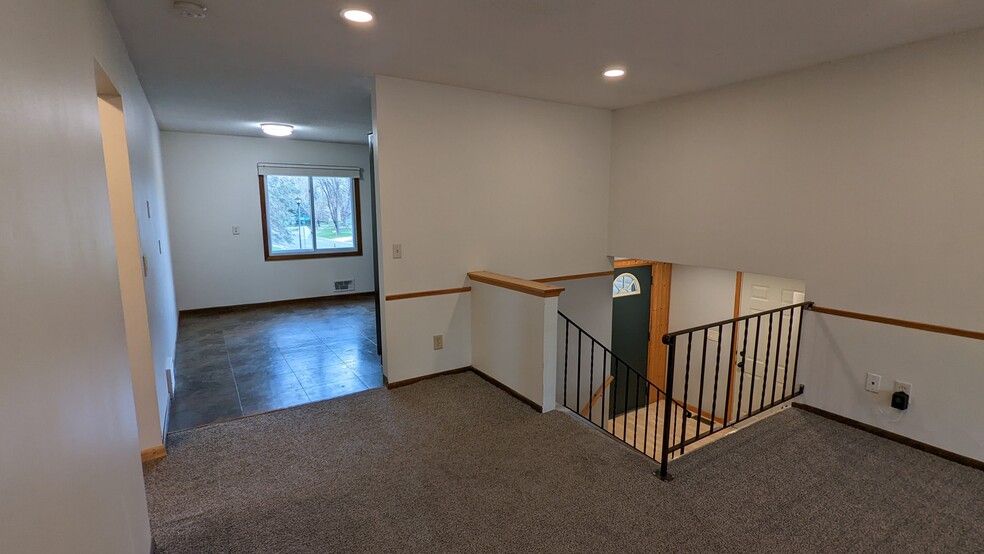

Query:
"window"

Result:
[[258, 165, 362, 260], [613, 273, 641, 298]]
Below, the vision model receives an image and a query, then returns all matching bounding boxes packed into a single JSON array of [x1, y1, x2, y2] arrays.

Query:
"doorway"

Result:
[[95, 63, 163, 450], [609, 259, 672, 416]]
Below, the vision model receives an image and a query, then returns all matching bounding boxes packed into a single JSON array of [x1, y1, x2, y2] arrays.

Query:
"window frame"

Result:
[[258, 175, 363, 261], [612, 272, 642, 298]]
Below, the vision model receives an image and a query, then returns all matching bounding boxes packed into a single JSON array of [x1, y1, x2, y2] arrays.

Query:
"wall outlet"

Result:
[[232, 225, 240, 235], [433, 335, 443, 350], [393, 243, 403, 259], [894, 380, 913, 396], [865, 372, 881, 393]]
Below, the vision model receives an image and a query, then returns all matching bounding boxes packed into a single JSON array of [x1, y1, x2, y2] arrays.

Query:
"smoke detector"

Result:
[[173, 1, 207, 19]]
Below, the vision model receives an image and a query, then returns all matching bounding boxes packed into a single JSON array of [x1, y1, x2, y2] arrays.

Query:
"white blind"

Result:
[[257, 163, 361, 179]]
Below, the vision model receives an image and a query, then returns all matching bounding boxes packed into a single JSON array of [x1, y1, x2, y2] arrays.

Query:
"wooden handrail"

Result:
[[580, 375, 615, 418], [808, 305, 984, 341], [532, 270, 613, 283], [468, 271, 564, 298]]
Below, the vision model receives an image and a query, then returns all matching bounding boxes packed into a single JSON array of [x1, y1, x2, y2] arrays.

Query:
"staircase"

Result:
[[559, 300, 811, 479]]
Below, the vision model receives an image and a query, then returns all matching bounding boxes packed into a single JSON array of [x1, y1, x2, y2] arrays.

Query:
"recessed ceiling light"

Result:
[[173, 1, 207, 19], [260, 124, 294, 137], [340, 8, 374, 23], [603, 68, 626, 78]]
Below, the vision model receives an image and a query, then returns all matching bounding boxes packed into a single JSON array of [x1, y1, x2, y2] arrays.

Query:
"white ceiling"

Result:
[[106, 0, 984, 144]]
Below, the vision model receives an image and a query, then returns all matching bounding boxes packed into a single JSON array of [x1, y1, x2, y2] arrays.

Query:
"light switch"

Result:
[[232, 225, 240, 235], [393, 243, 402, 259]]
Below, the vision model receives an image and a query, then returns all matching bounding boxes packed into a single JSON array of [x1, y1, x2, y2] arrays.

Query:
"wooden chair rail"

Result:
[[808, 305, 984, 341], [468, 271, 564, 298]]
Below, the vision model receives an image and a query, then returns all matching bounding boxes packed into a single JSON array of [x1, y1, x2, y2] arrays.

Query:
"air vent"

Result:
[[334, 279, 354, 292]]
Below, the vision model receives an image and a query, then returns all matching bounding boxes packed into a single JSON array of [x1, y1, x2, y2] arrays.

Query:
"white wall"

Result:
[[555, 274, 614, 413], [666, 265, 737, 416], [161, 132, 375, 310], [610, 29, 984, 459], [472, 283, 558, 411], [373, 76, 612, 382], [384, 292, 472, 381], [0, 0, 163, 551]]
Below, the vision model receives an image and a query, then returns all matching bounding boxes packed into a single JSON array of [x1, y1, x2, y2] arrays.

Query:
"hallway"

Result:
[[169, 295, 381, 431]]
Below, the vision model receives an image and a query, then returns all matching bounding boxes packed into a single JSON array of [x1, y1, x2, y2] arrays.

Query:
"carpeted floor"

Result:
[[145, 372, 984, 553]]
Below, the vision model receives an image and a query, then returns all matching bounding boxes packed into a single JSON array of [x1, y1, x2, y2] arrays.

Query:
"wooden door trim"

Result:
[[646, 262, 672, 390]]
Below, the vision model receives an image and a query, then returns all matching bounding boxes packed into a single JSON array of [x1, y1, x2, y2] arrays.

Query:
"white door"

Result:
[[733, 273, 805, 419]]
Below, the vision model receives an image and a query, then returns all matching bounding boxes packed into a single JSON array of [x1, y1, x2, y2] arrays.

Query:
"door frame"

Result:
[[613, 258, 673, 392]]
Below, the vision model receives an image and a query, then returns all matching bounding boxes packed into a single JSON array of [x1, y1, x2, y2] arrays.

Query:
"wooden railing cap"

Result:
[[468, 271, 565, 298]]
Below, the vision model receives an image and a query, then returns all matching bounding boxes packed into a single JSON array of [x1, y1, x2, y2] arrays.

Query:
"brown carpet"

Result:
[[145, 372, 984, 553]]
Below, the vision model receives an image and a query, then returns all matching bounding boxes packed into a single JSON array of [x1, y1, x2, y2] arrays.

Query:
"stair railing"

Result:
[[658, 301, 813, 479], [558, 312, 692, 461]]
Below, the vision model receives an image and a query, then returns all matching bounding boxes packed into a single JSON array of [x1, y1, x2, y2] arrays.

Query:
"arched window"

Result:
[[612, 273, 641, 298]]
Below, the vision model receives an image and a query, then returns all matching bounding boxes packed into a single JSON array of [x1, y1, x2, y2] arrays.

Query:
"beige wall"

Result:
[[610, 29, 984, 459], [0, 0, 176, 550], [373, 76, 613, 382], [98, 95, 162, 451], [472, 283, 559, 410], [161, 132, 375, 310]]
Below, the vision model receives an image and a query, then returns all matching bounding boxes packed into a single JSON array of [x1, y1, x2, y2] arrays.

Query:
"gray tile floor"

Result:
[[169, 295, 382, 432]]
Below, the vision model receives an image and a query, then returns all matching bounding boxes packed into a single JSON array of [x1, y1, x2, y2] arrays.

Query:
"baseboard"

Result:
[[469, 367, 543, 413], [179, 292, 376, 316], [792, 403, 984, 472], [385, 366, 543, 412], [141, 444, 167, 463], [385, 366, 471, 389]]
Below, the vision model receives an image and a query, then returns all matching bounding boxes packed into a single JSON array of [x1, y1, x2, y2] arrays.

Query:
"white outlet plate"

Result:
[[433, 335, 443, 350], [393, 243, 403, 259], [865, 372, 881, 393], [232, 225, 240, 235], [894, 381, 913, 395]]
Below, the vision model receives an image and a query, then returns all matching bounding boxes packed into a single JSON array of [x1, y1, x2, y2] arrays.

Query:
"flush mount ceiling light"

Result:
[[603, 68, 626, 78], [340, 8, 375, 23], [173, 1, 207, 19], [260, 123, 294, 137]]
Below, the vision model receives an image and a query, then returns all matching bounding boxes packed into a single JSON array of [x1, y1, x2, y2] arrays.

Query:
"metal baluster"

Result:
[[695, 330, 709, 438], [748, 316, 761, 419], [669, 394, 677, 460], [710, 324, 723, 433], [791, 305, 806, 392], [643, 381, 650, 456], [680, 333, 693, 454], [563, 318, 570, 408], [576, 331, 582, 416], [736, 320, 750, 422], [601, 351, 608, 432], [632, 373, 641, 449], [588, 341, 595, 424], [659, 336, 677, 480], [724, 322, 737, 426], [770, 307, 785, 405], [781, 307, 794, 399], [760, 313, 773, 411], [622, 360, 630, 441]]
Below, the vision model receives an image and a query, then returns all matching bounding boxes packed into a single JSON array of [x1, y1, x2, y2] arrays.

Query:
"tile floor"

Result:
[[169, 295, 381, 432]]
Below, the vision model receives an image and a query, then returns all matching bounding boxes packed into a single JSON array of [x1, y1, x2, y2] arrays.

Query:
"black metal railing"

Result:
[[559, 312, 692, 461], [657, 301, 813, 479]]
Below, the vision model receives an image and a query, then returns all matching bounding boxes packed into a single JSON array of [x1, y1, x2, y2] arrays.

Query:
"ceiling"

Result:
[[106, 0, 984, 144]]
